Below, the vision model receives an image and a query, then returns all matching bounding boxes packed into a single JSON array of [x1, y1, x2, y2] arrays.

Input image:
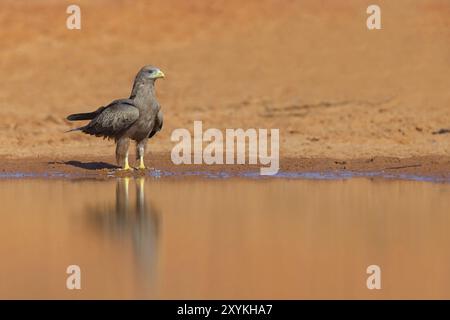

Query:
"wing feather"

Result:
[[81, 99, 139, 138], [148, 110, 163, 139]]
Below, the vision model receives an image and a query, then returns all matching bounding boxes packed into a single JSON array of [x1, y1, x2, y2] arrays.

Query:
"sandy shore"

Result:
[[0, 0, 449, 175], [1, 154, 449, 181]]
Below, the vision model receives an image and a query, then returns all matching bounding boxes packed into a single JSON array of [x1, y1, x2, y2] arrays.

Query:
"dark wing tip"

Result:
[[67, 111, 99, 121], [66, 114, 77, 121]]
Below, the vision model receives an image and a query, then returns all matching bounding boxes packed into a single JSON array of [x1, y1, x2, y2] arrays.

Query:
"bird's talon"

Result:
[[136, 157, 146, 170], [118, 164, 133, 171]]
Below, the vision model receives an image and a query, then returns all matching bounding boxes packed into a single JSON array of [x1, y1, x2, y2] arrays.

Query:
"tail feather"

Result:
[[67, 112, 97, 121], [66, 106, 105, 121], [65, 126, 86, 133]]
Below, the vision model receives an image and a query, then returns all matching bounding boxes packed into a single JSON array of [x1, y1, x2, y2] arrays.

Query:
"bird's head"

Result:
[[131, 65, 165, 99], [136, 65, 165, 83]]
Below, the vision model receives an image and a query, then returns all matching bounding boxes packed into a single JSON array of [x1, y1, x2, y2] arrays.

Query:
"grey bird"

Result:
[[67, 66, 165, 170]]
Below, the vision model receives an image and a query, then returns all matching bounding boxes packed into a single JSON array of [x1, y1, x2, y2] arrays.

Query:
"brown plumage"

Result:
[[67, 65, 164, 170]]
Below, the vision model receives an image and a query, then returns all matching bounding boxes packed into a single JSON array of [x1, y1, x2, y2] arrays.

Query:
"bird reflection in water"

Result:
[[86, 177, 160, 292]]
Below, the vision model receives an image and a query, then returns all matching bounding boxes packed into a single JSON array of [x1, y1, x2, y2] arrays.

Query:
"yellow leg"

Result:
[[138, 155, 146, 170], [123, 154, 132, 171]]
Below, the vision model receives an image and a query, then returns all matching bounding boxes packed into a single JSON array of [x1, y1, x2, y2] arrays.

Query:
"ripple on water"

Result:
[[0, 169, 448, 183]]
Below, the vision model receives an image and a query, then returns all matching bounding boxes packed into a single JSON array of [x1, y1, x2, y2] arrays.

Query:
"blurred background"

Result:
[[0, 0, 449, 159]]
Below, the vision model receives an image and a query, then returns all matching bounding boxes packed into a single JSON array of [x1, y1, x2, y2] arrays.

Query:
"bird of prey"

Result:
[[67, 66, 164, 170]]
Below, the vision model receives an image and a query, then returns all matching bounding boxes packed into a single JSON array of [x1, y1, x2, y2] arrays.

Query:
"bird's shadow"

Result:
[[52, 161, 119, 171]]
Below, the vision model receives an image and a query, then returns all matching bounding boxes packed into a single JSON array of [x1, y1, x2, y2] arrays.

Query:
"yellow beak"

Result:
[[154, 69, 165, 79]]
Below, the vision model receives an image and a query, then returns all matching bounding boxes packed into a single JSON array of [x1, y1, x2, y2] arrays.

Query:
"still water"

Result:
[[0, 176, 449, 299]]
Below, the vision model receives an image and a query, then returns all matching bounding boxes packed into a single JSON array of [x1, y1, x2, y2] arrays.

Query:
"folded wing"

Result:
[[71, 99, 140, 139], [148, 110, 163, 139]]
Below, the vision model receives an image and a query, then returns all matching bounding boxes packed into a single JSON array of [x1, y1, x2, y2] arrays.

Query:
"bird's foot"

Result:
[[118, 163, 133, 171], [135, 157, 146, 170]]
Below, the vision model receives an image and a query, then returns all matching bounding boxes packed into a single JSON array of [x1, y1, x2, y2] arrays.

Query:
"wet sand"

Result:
[[1, 154, 449, 182]]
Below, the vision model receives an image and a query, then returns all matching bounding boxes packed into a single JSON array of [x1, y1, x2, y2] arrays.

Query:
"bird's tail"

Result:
[[66, 112, 98, 121], [66, 106, 105, 121], [65, 126, 86, 133]]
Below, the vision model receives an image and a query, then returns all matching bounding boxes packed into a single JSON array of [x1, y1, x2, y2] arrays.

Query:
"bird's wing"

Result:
[[149, 110, 163, 139], [82, 99, 140, 138]]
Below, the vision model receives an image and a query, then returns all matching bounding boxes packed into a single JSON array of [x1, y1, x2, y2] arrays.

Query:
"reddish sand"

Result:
[[0, 0, 449, 175], [0, 155, 449, 182]]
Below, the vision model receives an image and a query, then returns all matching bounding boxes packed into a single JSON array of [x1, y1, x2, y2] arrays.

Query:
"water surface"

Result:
[[0, 177, 449, 299]]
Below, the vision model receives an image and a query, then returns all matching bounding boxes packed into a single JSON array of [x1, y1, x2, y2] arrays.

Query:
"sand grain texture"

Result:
[[0, 0, 449, 172]]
